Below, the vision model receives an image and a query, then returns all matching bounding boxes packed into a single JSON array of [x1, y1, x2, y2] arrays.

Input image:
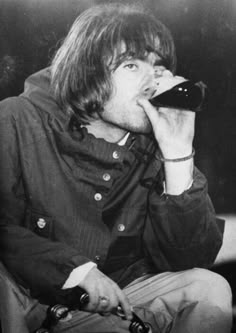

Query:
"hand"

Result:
[[138, 70, 195, 158], [78, 267, 132, 320]]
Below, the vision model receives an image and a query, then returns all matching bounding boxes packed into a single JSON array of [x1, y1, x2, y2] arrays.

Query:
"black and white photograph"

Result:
[[0, 0, 236, 332]]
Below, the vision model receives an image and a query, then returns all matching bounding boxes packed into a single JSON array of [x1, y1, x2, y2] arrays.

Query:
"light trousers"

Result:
[[0, 264, 233, 333]]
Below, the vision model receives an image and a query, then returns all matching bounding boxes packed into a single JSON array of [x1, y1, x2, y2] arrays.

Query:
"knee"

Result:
[[187, 268, 232, 311]]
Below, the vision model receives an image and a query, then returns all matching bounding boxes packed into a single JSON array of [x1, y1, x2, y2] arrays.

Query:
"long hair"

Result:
[[51, 3, 176, 123]]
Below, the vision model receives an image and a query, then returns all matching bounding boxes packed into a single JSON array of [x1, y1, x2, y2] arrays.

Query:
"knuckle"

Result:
[[88, 296, 99, 309], [90, 301, 99, 310]]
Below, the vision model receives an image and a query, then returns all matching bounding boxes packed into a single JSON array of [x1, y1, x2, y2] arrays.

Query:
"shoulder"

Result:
[[0, 96, 36, 122], [0, 96, 48, 148]]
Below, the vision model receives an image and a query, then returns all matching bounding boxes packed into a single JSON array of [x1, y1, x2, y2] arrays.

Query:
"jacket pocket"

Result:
[[25, 208, 53, 238]]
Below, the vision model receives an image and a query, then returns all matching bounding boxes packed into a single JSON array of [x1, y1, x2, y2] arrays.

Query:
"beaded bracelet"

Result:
[[155, 148, 195, 163]]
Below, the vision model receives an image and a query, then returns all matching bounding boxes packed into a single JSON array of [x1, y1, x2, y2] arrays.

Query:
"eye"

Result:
[[124, 63, 138, 71]]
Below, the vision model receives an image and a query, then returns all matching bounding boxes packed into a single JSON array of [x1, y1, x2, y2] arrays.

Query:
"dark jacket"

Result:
[[0, 68, 223, 305]]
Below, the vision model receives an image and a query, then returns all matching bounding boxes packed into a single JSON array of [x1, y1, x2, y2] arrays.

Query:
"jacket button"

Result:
[[103, 173, 111, 181], [112, 151, 120, 159], [117, 224, 125, 232], [94, 193, 102, 201], [37, 218, 46, 229], [95, 255, 101, 262]]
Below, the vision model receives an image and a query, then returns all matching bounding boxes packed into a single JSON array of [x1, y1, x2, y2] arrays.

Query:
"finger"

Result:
[[98, 286, 119, 314], [154, 65, 166, 78], [155, 74, 186, 94], [95, 279, 117, 313], [85, 288, 99, 312], [97, 295, 111, 313], [115, 288, 132, 321], [162, 69, 173, 77], [137, 98, 160, 125], [174, 75, 186, 80]]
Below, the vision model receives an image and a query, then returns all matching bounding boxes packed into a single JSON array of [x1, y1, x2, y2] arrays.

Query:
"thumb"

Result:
[[137, 98, 160, 124]]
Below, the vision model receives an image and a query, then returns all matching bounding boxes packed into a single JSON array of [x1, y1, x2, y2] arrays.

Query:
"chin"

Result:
[[133, 119, 152, 134], [128, 124, 152, 134]]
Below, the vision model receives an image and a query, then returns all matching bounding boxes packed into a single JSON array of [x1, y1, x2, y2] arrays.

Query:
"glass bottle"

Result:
[[149, 80, 206, 112]]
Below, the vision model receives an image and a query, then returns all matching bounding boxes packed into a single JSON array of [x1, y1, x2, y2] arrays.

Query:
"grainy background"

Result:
[[1, 0, 236, 214], [1, 0, 236, 324]]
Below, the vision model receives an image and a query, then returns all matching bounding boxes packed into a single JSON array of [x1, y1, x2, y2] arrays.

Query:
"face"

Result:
[[100, 52, 163, 134]]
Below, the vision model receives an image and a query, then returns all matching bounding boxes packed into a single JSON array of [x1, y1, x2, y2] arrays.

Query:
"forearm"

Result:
[[164, 157, 194, 195], [157, 139, 194, 195]]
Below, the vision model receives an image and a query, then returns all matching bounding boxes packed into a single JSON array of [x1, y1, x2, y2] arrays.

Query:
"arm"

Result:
[[0, 100, 91, 304], [0, 99, 132, 317], [138, 70, 223, 271], [139, 69, 195, 195]]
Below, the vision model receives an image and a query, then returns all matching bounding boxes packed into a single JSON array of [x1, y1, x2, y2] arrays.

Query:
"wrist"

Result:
[[155, 148, 195, 163], [164, 158, 194, 195], [62, 262, 97, 290], [159, 143, 193, 160], [157, 149, 195, 163]]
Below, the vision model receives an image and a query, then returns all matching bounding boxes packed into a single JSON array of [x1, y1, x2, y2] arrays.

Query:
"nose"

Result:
[[143, 84, 157, 99], [143, 75, 158, 98]]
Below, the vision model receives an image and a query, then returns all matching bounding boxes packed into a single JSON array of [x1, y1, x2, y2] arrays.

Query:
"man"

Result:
[[0, 3, 232, 332]]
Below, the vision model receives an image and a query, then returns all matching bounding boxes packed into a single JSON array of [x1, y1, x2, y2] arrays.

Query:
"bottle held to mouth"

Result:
[[149, 80, 206, 112]]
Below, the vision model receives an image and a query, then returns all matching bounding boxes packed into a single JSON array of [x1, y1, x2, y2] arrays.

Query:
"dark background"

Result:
[[1, 0, 236, 318], [1, 0, 236, 214]]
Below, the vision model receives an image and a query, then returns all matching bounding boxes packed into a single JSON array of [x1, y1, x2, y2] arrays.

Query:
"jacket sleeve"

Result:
[[0, 99, 90, 304], [143, 167, 223, 271]]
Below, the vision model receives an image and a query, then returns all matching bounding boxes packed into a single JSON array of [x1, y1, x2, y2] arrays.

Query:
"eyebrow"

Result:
[[109, 52, 136, 70], [110, 50, 167, 71]]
